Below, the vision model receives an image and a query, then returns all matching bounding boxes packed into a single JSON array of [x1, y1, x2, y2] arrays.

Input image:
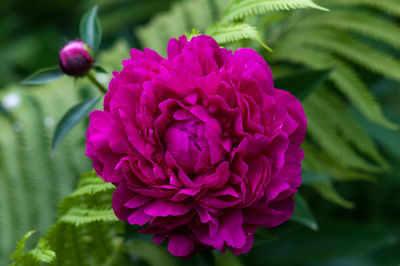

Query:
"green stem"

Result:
[[86, 71, 107, 94]]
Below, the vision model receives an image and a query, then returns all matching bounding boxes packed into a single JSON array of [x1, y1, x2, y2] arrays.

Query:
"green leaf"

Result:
[[313, 182, 355, 209], [28, 238, 56, 263], [59, 207, 118, 225], [51, 96, 101, 155], [94, 65, 108, 73], [21, 67, 64, 85], [69, 172, 115, 198], [223, 0, 328, 22], [206, 23, 272, 51], [10, 230, 35, 263], [290, 193, 319, 231], [80, 6, 102, 52], [274, 69, 331, 100]]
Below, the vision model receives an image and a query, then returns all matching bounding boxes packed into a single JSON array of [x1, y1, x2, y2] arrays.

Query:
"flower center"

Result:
[[163, 119, 209, 175]]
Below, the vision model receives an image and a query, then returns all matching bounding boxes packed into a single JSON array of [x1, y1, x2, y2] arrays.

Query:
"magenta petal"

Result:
[[168, 233, 195, 257], [144, 200, 191, 217], [124, 195, 152, 209], [127, 207, 152, 226]]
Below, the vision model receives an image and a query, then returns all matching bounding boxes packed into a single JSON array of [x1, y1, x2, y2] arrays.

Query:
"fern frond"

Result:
[[312, 182, 354, 209], [59, 207, 118, 226], [70, 172, 115, 198], [28, 238, 56, 264], [329, 0, 400, 17], [288, 29, 400, 82], [10, 230, 35, 264], [330, 60, 398, 130], [299, 10, 400, 49], [47, 223, 90, 266], [303, 142, 376, 182], [304, 102, 380, 172], [223, 0, 328, 22], [311, 89, 389, 170], [206, 23, 272, 51], [270, 45, 398, 129]]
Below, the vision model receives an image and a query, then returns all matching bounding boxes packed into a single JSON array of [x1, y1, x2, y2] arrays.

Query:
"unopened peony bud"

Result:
[[59, 40, 94, 76]]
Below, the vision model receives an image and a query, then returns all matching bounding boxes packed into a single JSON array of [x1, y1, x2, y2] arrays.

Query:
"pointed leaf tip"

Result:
[[291, 193, 319, 231], [80, 5, 102, 52], [22, 67, 64, 85], [51, 96, 101, 155]]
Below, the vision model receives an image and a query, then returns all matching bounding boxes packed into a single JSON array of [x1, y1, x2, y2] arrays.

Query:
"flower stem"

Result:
[[86, 71, 107, 94]]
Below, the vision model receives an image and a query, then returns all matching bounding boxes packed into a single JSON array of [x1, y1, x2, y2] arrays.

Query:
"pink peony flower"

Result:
[[59, 40, 94, 76], [85, 35, 307, 257]]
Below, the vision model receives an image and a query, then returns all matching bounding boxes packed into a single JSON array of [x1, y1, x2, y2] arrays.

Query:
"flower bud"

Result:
[[59, 40, 94, 76]]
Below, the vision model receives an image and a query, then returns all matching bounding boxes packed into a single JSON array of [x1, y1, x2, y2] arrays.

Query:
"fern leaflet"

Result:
[[288, 29, 400, 82], [28, 239, 56, 264], [59, 207, 118, 226], [299, 10, 400, 49], [330, 0, 400, 17], [223, 0, 327, 22], [207, 23, 272, 51], [312, 183, 355, 209], [270, 44, 398, 129], [69, 172, 115, 198]]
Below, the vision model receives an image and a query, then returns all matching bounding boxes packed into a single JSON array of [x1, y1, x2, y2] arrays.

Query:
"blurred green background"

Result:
[[1, 0, 400, 265]]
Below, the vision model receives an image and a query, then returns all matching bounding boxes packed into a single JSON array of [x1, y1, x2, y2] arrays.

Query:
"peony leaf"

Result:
[[80, 5, 102, 52], [275, 69, 332, 100], [290, 193, 319, 231], [21, 67, 64, 85], [94, 65, 108, 73], [51, 96, 101, 155]]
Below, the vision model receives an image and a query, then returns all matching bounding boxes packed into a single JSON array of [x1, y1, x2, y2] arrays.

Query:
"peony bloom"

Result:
[[86, 35, 306, 257], [59, 40, 94, 76]]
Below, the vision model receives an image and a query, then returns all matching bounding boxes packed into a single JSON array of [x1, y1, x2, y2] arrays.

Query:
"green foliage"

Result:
[[80, 6, 102, 52], [291, 194, 319, 230], [11, 231, 56, 266], [222, 0, 328, 22], [206, 23, 272, 51], [51, 95, 101, 154], [136, 0, 326, 56], [262, 0, 400, 203], [68, 171, 116, 197], [21, 67, 64, 85], [11, 230, 36, 264], [0, 37, 130, 265], [331, 0, 400, 17], [59, 207, 118, 225], [11, 172, 119, 266], [0, 80, 91, 265]]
